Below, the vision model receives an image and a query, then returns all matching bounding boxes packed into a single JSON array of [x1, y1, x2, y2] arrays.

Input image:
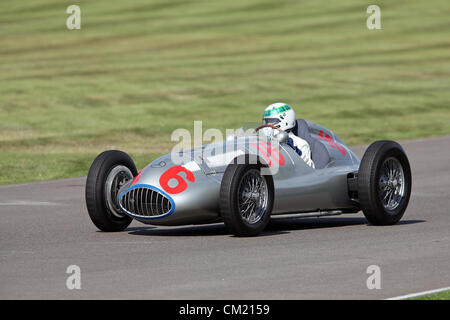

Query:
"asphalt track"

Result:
[[1, 136, 449, 299]]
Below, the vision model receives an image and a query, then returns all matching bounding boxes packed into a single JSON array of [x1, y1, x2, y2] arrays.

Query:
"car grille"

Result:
[[119, 186, 173, 218]]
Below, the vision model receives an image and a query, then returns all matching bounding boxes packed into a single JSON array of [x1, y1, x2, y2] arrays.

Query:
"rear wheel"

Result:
[[358, 140, 412, 225], [85, 150, 137, 231], [220, 162, 274, 236]]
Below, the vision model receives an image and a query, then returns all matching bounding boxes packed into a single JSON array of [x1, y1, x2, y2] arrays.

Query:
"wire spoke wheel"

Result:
[[220, 158, 274, 237], [237, 169, 269, 225], [378, 157, 406, 212], [358, 140, 411, 225]]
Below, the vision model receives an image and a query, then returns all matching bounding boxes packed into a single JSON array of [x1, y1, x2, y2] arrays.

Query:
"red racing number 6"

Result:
[[159, 166, 195, 194]]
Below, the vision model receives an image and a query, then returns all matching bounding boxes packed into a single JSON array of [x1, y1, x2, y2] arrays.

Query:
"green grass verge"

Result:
[[1, 0, 450, 184], [408, 290, 450, 300]]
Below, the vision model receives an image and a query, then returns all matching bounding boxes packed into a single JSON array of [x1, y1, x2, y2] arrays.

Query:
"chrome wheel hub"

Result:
[[105, 165, 133, 218]]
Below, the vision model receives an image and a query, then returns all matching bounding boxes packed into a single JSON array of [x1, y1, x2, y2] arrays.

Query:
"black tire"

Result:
[[85, 150, 137, 232], [220, 160, 274, 237], [358, 140, 412, 225]]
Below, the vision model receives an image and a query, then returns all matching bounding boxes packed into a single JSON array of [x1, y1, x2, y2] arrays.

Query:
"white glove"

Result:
[[260, 126, 275, 138]]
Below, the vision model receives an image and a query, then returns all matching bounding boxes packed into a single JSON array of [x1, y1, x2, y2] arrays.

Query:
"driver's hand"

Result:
[[260, 126, 275, 138]]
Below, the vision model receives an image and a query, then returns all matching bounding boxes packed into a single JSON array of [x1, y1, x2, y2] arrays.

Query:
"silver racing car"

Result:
[[85, 119, 412, 236]]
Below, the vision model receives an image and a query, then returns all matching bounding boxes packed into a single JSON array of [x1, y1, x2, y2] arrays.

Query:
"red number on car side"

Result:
[[318, 130, 346, 155], [159, 166, 195, 194], [250, 141, 285, 167]]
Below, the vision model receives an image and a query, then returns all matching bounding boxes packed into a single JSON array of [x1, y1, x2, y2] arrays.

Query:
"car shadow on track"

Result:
[[127, 223, 289, 237], [266, 217, 425, 232], [126, 217, 425, 237]]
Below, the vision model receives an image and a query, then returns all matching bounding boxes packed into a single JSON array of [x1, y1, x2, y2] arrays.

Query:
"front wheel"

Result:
[[358, 140, 412, 225], [220, 162, 274, 236], [85, 150, 137, 231]]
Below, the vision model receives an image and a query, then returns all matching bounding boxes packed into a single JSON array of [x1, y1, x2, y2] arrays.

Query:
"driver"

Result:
[[262, 102, 315, 168]]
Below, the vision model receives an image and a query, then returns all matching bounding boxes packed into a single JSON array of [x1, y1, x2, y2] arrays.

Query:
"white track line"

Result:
[[386, 286, 450, 300]]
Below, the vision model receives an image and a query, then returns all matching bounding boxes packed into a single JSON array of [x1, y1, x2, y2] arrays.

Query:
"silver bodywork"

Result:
[[117, 121, 361, 226]]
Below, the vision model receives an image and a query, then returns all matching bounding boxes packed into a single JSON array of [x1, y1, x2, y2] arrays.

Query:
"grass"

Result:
[[408, 290, 450, 300], [1, 0, 450, 184]]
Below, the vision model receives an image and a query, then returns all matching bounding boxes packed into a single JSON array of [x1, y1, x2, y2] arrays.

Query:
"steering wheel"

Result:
[[255, 124, 285, 133]]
